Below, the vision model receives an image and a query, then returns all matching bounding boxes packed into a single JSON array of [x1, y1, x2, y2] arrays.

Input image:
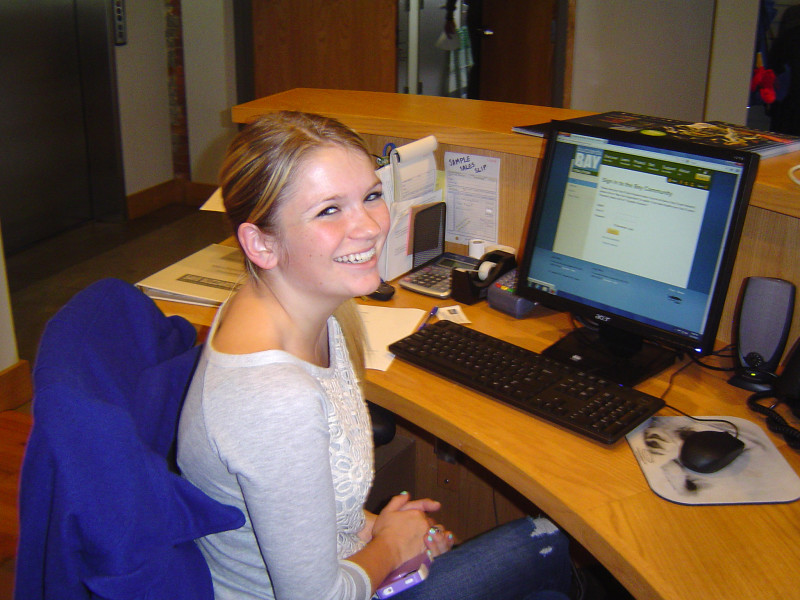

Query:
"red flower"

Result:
[[751, 66, 777, 105]]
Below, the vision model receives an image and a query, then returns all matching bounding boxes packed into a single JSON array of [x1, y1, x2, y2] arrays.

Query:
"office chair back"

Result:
[[15, 278, 244, 600]]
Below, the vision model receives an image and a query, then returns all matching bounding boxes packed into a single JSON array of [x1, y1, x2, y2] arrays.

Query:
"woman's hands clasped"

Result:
[[370, 492, 455, 565]]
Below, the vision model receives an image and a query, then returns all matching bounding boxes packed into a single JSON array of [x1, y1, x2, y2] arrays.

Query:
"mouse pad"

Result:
[[626, 416, 800, 505]]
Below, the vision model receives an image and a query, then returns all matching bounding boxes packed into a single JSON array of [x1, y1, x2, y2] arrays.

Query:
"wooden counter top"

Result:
[[750, 150, 800, 218], [359, 292, 800, 600], [155, 291, 800, 600], [229, 89, 800, 350], [232, 88, 593, 159], [232, 88, 800, 220]]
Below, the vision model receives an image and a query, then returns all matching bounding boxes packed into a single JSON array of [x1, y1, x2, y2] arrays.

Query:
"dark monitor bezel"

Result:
[[516, 120, 759, 358]]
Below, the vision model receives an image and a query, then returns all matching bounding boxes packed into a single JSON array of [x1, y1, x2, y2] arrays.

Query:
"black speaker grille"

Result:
[[736, 277, 795, 370]]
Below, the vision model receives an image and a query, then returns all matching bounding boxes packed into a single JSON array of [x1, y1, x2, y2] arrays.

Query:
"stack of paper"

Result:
[[356, 304, 425, 371], [136, 244, 244, 306]]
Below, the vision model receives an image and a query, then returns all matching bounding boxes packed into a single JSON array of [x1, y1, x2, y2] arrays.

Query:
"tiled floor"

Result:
[[7, 205, 230, 365]]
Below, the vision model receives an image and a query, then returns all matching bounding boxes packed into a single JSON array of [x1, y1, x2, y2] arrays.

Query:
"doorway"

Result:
[[239, 0, 571, 107], [478, 0, 566, 106], [398, 0, 570, 106]]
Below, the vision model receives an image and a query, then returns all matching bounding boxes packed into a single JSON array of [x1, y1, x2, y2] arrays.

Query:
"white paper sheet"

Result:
[[357, 304, 425, 371], [444, 152, 500, 244], [378, 137, 441, 282], [391, 135, 438, 203]]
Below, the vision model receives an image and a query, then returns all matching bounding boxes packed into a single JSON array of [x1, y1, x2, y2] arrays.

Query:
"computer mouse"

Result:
[[679, 430, 745, 474], [368, 280, 395, 301]]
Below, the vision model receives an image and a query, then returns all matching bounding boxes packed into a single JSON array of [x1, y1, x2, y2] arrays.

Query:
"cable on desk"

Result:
[[685, 345, 736, 372], [659, 343, 742, 438], [658, 358, 693, 401], [663, 402, 741, 439], [747, 390, 800, 450], [689, 344, 781, 392], [658, 344, 733, 398]]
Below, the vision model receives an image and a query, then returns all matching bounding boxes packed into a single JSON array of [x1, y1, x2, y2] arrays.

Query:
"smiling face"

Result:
[[267, 144, 390, 303]]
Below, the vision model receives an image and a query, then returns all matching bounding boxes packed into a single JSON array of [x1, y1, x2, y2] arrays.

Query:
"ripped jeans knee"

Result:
[[397, 516, 572, 600]]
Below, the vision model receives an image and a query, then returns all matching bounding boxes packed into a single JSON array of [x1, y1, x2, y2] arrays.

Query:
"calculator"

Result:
[[399, 252, 480, 298]]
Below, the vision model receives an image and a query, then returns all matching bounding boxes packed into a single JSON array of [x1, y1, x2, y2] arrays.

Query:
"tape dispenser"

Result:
[[450, 249, 516, 305]]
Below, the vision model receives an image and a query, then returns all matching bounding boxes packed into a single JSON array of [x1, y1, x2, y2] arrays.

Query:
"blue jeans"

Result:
[[392, 516, 571, 600]]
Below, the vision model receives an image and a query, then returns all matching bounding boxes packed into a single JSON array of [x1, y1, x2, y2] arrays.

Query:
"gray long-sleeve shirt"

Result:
[[177, 313, 374, 600]]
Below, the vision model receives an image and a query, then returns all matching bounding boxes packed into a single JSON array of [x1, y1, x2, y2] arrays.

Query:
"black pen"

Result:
[[418, 306, 439, 330]]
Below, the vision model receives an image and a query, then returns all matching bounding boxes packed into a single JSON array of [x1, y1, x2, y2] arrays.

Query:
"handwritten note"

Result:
[[444, 152, 500, 244]]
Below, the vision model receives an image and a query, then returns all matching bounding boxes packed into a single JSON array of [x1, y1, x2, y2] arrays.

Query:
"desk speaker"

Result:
[[729, 276, 795, 392]]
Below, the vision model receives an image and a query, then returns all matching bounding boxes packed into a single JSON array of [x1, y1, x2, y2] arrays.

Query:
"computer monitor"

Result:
[[516, 121, 759, 386]]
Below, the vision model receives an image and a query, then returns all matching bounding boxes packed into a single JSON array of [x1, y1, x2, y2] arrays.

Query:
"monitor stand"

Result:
[[541, 323, 680, 387]]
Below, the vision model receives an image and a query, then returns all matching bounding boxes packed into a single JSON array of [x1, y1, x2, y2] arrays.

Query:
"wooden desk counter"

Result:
[[232, 88, 592, 159], [361, 292, 800, 600], [231, 89, 595, 255], [232, 88, 800, 219], [156, 292, 800, 600], [229, 89, 800, 350]]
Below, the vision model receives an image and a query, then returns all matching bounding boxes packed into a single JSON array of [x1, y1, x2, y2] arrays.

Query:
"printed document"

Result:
[[444, 152, 500, 245]]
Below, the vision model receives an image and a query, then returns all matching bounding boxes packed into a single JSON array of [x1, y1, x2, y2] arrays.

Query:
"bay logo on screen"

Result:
[[572, 147, 603, 175]]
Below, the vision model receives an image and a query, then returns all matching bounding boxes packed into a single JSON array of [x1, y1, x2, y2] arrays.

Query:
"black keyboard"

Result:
[[388, 320, 664, 444]]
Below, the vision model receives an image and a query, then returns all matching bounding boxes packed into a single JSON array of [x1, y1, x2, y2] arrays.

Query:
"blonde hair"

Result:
[[220, 111, 372, 278], [219, 111, 373, 379]]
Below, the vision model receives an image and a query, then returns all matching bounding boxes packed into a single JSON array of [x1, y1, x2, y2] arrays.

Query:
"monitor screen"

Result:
[[516, 121, 759, 386]]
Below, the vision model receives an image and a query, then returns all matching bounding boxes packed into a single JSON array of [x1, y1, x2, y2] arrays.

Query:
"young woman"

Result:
[[177, 111, 573, 600]]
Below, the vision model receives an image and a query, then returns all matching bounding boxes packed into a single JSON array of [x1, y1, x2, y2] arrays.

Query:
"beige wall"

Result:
[[115, 0, 174, 195], [0, 222, 18, 371], [115, 0, 238, 194], [183, 0, 239, 185], [705, 0, 762, 123], [570, 0, 759, 124]]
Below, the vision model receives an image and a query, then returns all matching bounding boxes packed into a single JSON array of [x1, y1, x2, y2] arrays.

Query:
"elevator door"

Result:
[[0, 0, 123, 255]]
